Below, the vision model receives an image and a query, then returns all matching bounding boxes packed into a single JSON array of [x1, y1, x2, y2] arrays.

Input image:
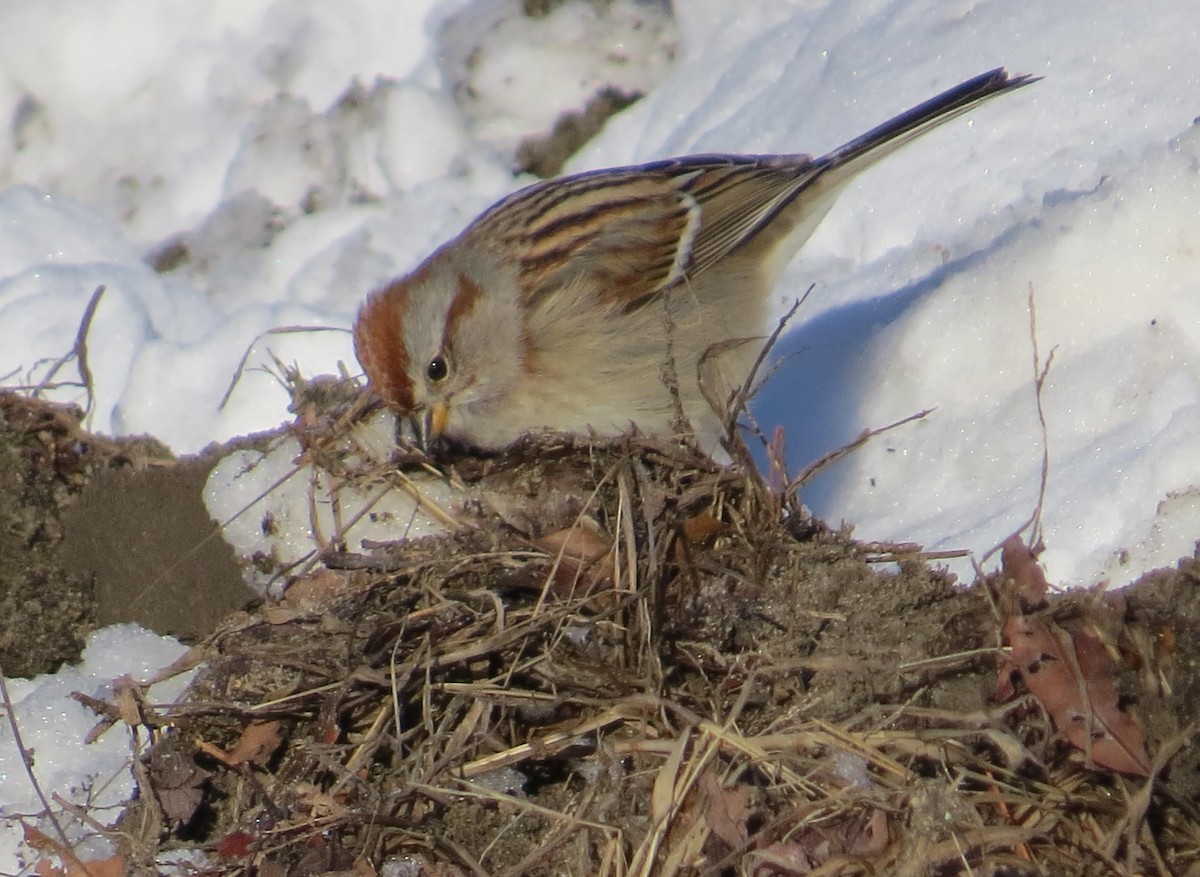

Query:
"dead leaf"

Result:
[[315, 692, 343, 745], [23, 826, 126, 877], [1069, 622, 1153, 775], [216, 830, 256, 859], [1001, 615, 1151, 776], [995, 537, 1152, 776], [536, 519, 615, 597], [34, 853, 126, 877], [290, 832, 357, 874], [228, 719, 284, 767], [261, 606, 309, 625], [681, 513, 723, 545], [198, 719, 285, 768], [747, 839, 814, 876], [141, 643, 207, 684], [150, 745, 211, 824], [844, 806, 889, 857], [1000, 535, 1050, 611], [537, 519, 612, 563], [283, 567, 355, 609], [112, 676, 141, 726], [699, 768, 752, 849], [747, 807, 889, 876]]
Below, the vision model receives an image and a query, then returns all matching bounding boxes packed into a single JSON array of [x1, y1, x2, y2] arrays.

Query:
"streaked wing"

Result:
[[467, 67, 1035, 312], [671, 155, 827, 279], [473, 169, 701, 310], [471, 154, 828, 311]]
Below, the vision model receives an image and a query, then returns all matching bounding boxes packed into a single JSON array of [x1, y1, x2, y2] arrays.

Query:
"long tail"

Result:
[[822, 67, 1039, 183], [733, 66, 1037, 276]]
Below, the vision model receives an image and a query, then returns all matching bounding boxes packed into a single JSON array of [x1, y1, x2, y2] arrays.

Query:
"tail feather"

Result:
[[740, 67, 1037, 281], [823, 67, 1039, 183]]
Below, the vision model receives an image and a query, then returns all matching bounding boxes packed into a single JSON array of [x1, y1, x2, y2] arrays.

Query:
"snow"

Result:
[[2, 0, 1199, 869], [0, 627, 192, 871], [203, 418, 461, 596]]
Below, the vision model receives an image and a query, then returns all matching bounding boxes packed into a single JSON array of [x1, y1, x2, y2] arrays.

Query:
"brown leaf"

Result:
[[844, 806, 889, 857], [1069, 623, 1153, 776], [227, 719, 284, 767], [699, 768, 752, 849], [681, 513, 723, 545], [536, 520, 615, 598], [216, 830, 256, 859], [200, 719, 285, 769], [141, 643, 207, 685], [150, 745, 211, 824], [748, 807, 888, 875], [1000, 536, 1050, 611], [1001, 615, 1151, 776], [36, 853, 126, 877], [23, 827, 127, 877], [261, 606, 309, 625], [537, 520, 612, 563], [747, 840, 814, 876], [291, 833, 356, 874], [283, 567, 355, 609], [315, 692, 343, 745], [112, 675, 141, 726]]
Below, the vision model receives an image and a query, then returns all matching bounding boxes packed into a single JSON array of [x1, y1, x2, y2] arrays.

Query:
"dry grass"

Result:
[[6, 380, 1195, 876], [92, 406, 1198, 877]]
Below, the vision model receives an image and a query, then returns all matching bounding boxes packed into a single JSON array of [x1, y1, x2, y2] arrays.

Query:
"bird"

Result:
[[353, 68, 1036, 454]]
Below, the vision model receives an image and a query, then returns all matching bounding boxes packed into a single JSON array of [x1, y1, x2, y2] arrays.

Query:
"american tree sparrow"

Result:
[[354, 68, 1035, 453]]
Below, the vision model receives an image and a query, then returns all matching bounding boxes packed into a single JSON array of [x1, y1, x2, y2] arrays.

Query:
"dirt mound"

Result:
[[5, 390, 1198, 875]]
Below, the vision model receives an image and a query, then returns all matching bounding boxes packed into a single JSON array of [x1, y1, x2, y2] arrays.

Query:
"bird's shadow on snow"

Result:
[[748, 220, 1034, 517]]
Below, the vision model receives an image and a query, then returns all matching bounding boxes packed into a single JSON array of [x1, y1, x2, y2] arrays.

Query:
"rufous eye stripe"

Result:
[[442, 273, 484, 355], [353, 278, 415, 412]]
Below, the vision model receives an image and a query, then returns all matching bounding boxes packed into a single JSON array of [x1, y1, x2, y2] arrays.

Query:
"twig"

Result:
[[37, 284, 104, 417], [217, 324, 350, 410], [1102, 721, 1198, 859], [726, 287, 812, 437], [658, 287, 697, 447], [0, 665, 100, 875], [784, 408, 933, 502], [864, 547, 971, 563], [982, 282, 1057, 564], [698, 290, 809, 478]]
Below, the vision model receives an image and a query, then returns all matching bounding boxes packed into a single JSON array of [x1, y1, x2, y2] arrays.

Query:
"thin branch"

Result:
[[1026, 281, 1057, 549], [982, 282, 1057, 564], [783, 408, 934, 502], [658, 286, 697, 449], [0, 666, 100, 876], [698, 290, 810, 476], [37, 284, 105, 416], [218, 324, 351, 410], [727, 286, 813, 436]]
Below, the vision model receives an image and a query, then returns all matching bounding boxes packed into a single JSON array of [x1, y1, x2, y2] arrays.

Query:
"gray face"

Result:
[[399, 249, 526, 437]]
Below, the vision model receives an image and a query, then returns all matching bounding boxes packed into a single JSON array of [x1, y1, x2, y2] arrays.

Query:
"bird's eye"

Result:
[[427, 356, 449, 382]]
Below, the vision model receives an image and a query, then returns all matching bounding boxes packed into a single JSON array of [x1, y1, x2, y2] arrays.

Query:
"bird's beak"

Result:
[[412, 402, 450, 451], [428, 402, 449, 440]]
